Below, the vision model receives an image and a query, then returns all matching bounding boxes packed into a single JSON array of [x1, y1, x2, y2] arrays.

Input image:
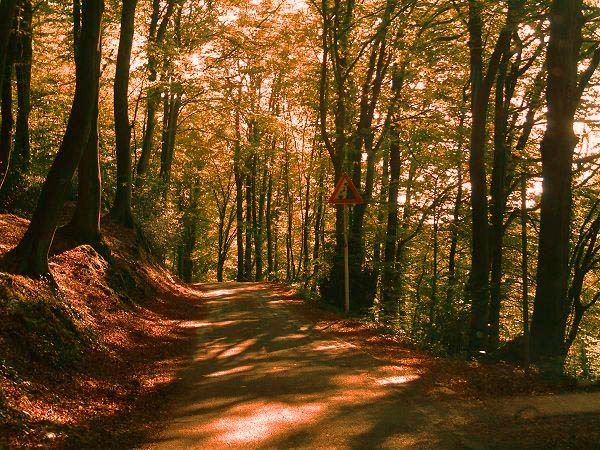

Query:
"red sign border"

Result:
[[328, 173, 364, 205]]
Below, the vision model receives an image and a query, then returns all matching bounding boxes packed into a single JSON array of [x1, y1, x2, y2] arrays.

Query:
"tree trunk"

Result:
[[255, 161, 267, 281], [243, 158, 253, 280], [444, 95, 467, 322], [234, 112, 244, 281], [110, 0, 137, 227], [0, 0, 17, 95], [180, 181, 199, 282], [159, 88, 180, 194], [2, 0, 103, 275], [136, 0, 177, 182], [0, 32, 14, 191], [63, 89, 102, 246], [382, 125, 400, 313], [488, 51, 511, 351], [530, 0, 583, 367], [57, 0, 102, 249], [466, 0, 491, 353], [521, 174, 530, 370], [373, 145, 389, 268], [13, 0, 31, 173], [429, 205, 439, 337], [266, 169, 273, 279], [312, 161, 324, 284]]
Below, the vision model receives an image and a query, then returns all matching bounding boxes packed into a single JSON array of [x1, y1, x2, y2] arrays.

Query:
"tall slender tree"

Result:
[[110, 0, 138, 227]]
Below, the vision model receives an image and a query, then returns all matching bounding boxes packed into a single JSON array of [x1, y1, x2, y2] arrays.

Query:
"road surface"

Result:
[[141, 283, 600, 449]]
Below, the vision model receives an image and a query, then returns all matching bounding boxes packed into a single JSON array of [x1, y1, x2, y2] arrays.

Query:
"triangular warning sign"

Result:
[[328, 173, 364, 205]]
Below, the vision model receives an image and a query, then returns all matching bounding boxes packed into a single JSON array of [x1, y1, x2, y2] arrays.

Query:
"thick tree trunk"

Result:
[[110, 0, 137, 227], [466, 0, 491, 352], [530, 0, 583, 367], [2, 0, 103, 275], [63, 92, 102, 246]]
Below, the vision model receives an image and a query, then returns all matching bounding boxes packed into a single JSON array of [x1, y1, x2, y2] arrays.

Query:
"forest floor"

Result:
[[1, 213, 599, 449]]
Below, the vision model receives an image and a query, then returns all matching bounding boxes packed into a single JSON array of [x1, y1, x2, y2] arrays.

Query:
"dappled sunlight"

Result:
[[313, 343, 351, 351], [179, 320, 211, 328], [146, 283, 452, 449], [376, 374, 421, 386], [272, 333, 308, 342], [205, 365, 254, 378], [218, 338, 258, 359], [200, 401, 325, 445], [207, 289, 237, 296]]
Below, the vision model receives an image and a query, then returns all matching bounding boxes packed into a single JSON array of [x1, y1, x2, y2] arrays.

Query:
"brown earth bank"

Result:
[[0, 213, 205, 449]]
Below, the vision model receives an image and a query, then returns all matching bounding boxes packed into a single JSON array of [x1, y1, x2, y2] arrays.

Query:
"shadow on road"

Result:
[[140, 283, 494, 449]]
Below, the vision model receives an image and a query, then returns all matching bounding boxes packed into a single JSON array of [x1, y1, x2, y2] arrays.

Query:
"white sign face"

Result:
[[334, 181, 349, 200]]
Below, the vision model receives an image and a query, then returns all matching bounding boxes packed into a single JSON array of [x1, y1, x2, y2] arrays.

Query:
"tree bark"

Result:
[[382, 125, 401, 313], [0, 0, 17, 95], [159, 87, 181, 193], [110, 0, 138, 227], [63, 88, 102, 246], [136, 0, 177, 182], [0, 31, 14, 191], [530, 0, 584, 367], [488, 51, 511, 351], [2, 0, 103, 275], [466, 0, 520, 352], [266, 169, 273, 279], [234, 108, 244, 281], [13, 0, 31, 173]]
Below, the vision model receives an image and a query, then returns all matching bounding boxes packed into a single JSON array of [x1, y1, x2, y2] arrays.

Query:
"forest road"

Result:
[[139, 282, 597, 450]]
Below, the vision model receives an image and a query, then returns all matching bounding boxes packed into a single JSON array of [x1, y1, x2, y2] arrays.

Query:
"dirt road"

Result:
[[141, 283, 600, 449]]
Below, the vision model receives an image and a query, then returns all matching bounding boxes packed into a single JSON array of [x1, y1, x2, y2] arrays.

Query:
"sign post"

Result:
[[343, 204, 349, 313], [328, 173, 363, 313]]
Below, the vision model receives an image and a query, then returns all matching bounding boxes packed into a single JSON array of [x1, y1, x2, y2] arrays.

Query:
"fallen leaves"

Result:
[[0, 213, 205, 448]]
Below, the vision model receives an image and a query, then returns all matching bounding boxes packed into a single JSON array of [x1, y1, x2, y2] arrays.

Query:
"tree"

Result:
[[465, 0, 522, 352], [110, 0, 138, 227], [530, 0, 600, 368], [136, 0, 178, 182], [60, 0, 103, 248], [2, 0, 103, 275]]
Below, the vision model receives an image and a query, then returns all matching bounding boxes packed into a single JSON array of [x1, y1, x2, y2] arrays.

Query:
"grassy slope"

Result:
[[0, 214, 204, 448]]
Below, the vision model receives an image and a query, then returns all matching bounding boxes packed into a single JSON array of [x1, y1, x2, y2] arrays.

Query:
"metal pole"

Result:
[[343, 204, 349, 313]]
